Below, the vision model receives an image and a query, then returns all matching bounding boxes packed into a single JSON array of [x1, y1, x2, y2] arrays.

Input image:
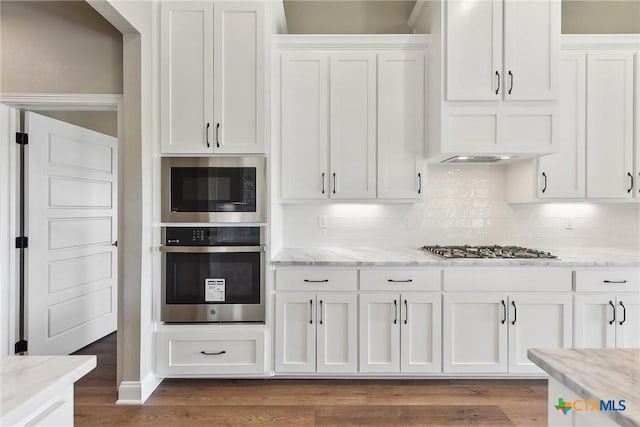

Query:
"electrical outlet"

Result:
[[402, 216, 412, 229], [565, 219, 574, 231], [318, 215, 328, 229]]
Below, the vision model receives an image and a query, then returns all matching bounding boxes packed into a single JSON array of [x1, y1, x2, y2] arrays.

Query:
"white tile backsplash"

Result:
[[282, 165, 639, 250]]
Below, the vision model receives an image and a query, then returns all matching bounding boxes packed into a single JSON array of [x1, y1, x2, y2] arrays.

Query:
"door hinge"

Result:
[[15, 132, 28, 145], [15, 236, 28, 249], [15, 340, 28, 354]]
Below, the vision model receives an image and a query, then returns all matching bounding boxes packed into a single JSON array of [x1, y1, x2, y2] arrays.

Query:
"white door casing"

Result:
[[574, 294, 616, 348], [329, 53, 377, 199], [359, 293, 400, 373], [26, 112, 117, 355], [316, 293, 357, 374], [275, 292, 316, 373], [508, 294, 572, 374], [160, 1, 214, 154], [213, 1, 265, 153]]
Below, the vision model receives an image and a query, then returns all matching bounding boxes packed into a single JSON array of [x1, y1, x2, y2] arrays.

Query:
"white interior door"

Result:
[[26, 112, 117, 355]]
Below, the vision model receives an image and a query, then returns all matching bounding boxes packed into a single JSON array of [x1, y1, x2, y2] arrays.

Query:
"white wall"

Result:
[[282, 165, 640, 251]]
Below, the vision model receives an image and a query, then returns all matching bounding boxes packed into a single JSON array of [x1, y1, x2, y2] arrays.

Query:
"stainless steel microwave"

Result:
[[161, 157, 266, 223]]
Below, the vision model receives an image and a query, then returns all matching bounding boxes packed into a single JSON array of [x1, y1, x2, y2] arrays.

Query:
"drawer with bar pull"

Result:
[[275, 269, 357, 291], [575, 270, 640, 292], [360, 269, 441, 291]]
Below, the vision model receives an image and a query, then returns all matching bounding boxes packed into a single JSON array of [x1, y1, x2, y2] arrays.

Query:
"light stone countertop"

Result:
[[528, 348, 640, 427], [1, 355, 96, 424], [271, 246, 640, 267]]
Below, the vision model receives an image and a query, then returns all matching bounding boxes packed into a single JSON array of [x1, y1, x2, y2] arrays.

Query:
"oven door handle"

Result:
[[160, 245, 265, 253]]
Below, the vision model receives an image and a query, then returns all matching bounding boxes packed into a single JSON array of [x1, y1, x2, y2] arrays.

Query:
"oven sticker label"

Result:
[[205, 278, 225, 302]]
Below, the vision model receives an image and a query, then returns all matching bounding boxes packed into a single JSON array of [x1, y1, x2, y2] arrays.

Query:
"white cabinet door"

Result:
[[616, 295, 640, 349], [400, 293, 442, 373], [503, 0, 559, 100], [329, 53, 377, 199], [445, 0, 502, 101], [507, 294, 572, 374], [443, 294, 507, 373], [160, 1, 214, 154], [636, 53, 640, 199], [359, 293, 400, 373], [586, 52, 634, 198], [280, 52, 329, 199], [574, 295, 616, 349], [377, 52, 424, 199], [213, 2, 265, 153], [317, 293, 358, 374], [538, 52, 586, 198], [275, 293, 316, 373]]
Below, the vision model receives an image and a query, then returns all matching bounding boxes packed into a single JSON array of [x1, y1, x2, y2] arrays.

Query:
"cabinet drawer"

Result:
[[360, 269, 441, 291], [275, 269, 357, 291], [575, 270, 640, 292], [443, 270, 571, 292], [156, 329, 266, 376]]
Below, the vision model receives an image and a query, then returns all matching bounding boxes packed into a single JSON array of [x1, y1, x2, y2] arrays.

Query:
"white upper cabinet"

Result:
[[586, 52, 634, 198], [445, 0, 502, 101], [213, 2, 265, 153], [160, 2, 214, 154], [538, 52, 586, 198], [280, 52, 329, 199], [445, 0, 558, 101], [329, 53, 377, 199], [160, 1, 266, 154], [377, 52, 425, 199]]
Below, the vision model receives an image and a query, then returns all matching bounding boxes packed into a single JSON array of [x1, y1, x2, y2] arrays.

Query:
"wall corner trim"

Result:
[[116, 374, 163, 405]]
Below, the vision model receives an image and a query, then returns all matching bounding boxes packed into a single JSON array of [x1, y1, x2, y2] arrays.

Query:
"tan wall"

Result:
[[284, 1, 416, 34], [562, 0, 640, 34], [0, 1, 123, 93], [35, 111, 117, 137]]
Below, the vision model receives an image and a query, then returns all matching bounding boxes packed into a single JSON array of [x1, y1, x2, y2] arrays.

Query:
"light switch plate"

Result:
[[318, 215, 328, 229]]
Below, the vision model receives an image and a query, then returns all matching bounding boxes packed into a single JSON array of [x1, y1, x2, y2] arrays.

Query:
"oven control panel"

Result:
[[164, 227, 261, 246]]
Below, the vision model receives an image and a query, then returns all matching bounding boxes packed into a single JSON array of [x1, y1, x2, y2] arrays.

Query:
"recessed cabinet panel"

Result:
[[445, 0, 502, 101], [330, 53, 377, 199], [280, 53, 329, 199], [586, 52, 634, 198], [275, 293, 316, 373], [160, 2, 214, 154], [213, 2, 265, 153], [574, 295, 616, 349], [359, 293, 400, 373], [615, 295, 640, 349], [447, 113, 498, 147], [317, 293, 358, 373], [377, 52, 424, 199], [503, 0, 559, 100], [502, 111, 554, 147], [538, 53, 586, 198], [401, 293, 442, 373]]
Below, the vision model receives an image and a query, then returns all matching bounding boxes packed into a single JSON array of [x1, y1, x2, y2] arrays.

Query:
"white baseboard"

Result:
[[116, 373, 163, 405]]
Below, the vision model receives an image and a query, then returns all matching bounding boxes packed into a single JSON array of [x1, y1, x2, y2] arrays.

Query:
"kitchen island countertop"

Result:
[[271, 246, 640, 267]]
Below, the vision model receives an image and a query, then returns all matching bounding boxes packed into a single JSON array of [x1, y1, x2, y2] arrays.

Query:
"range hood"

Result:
[[441, 155, 517, 164]]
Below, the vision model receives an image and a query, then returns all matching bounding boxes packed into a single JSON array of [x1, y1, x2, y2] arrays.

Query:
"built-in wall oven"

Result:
[[161, 157, 265, 223], [161, 227, 265, 323]]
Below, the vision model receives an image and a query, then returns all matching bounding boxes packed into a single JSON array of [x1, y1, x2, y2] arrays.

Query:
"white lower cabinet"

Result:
[[275, 292, 357, 374], [574, 294, 640, 349], [359, 293, 441, 373], [443, 293, 572, 374]]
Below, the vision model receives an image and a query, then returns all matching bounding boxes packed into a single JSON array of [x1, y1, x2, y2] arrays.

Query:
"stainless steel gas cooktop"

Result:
[[421, 245, 557, 259]]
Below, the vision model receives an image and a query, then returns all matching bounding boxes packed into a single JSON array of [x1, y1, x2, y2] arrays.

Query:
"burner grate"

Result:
[[421, 245, 557, 259]]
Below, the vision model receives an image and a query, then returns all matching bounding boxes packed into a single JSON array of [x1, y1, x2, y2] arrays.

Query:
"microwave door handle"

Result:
[[160, 245, 265, 253]]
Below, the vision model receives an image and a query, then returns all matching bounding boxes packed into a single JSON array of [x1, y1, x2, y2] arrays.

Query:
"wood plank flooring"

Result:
[[73, 333, 548, 426]]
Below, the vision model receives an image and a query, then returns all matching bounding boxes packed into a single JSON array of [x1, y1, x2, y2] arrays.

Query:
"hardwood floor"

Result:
[[73, 333, 548, 426]]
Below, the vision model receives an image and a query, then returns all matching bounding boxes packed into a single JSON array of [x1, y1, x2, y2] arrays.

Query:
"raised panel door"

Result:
[[508, 294, 572, 374], [213, 2, 265, 153], [445, 0, 502, 100], [503, 0, 559, 100], [317, 293, 358, 374], [275, 293, 316, 373], [586, 52, 634, 198], [329, 53, 377, 199], [443, 293, 507, 373], [160, 2, 214, 154], [574, 295, 616, 349], [538, 52, 586, 198], [377, 52, 424, 199], [280, 52, 329, 199], [400, 293, 442, 373], [359, 293, 400, 373]]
